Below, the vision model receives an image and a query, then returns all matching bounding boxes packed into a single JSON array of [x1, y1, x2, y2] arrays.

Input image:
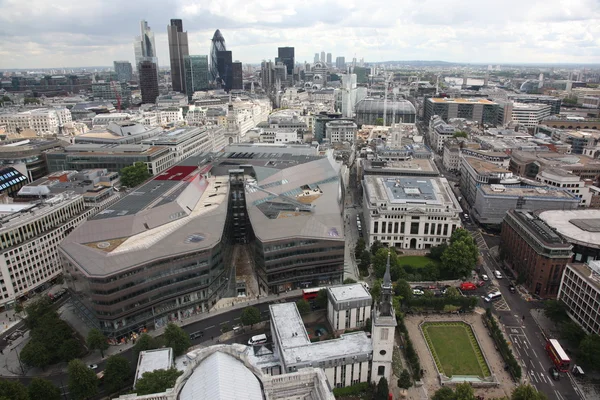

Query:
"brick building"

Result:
[[500, 209, 572, 298]]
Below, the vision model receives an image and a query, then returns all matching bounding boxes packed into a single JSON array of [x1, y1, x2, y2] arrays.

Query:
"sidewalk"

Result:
[[0, 289, 303, 378]]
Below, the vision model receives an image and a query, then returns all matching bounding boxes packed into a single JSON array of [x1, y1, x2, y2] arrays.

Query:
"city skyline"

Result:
[[1, 0, 600, 69]]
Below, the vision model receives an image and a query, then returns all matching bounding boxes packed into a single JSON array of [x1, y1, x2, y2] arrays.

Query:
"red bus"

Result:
[[546, 339, 570, 372], [302, 287, 325, 301]]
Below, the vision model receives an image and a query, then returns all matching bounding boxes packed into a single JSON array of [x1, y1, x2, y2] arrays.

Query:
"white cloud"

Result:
[[0, 0, 599, 68]]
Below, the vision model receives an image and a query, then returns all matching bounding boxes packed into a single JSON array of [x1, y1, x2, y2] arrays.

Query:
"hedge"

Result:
[[483, 309, 522, 380], [397, 314, 422, 381], [332, 382, 371, 397]]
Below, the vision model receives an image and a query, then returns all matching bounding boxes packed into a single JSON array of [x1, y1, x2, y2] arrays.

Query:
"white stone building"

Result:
[[536, 169, 592, 207], [558, 261, 600, 335], [429, 115, 456, 154], [0, 108, 72, 135], [326, 120, 357, 143], [511, 102, 552, 128], [327, 283, 372, 331]]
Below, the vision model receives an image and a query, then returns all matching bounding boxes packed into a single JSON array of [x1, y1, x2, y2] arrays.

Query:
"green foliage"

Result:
[[562, 97, 578, 105], [455, 382, 476, 400], [403, 294, 478, 312], [163, 323, 192, 357], [343, 278, 357, 284], [87, 328, 109, 358], [483, 313, 522, 380], [120, 162, 150, 188], [432, 386, 456, 400], [441, 229, 478, 278], [544, 299, 568, 323], [578, 334, 600, 371], [133, 334, 162, 362], [332, 382, 370, 397], [398, 369, 412, 389], [375, 377, 389, 400], [428, 243, 448, 261], [375, 117, 384, 126], [365, 317, 372, 333], [373, 248, 400, 279], [354, 237, 366, 259], [135, 368, 183, 396], [0, 380, 28, 400], [296, 299, 311, 315], [371, 279, 382, 302], [397, 314, 422, 381], [446, 286, 460, 298], [511, 384, 548, 400], [24, 297, 53, 330], [560, 320, 586, 347], [58, 338, 82, 362], [453, 131, 468, 138], [67, 359, 99, 400], [394, 279, 413, 302], [28, 378, 60, 400], [315, 289, 328, 309], [20, 340, 51, 369], [371, 240, 383, 255], [104, 355, 132, 393], [240, 306, 261, 328]]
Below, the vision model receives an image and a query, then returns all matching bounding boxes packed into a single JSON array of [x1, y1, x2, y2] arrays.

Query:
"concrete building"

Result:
[[360, 154, 438, 178], [362, 176, 462, 249], [460, 156, 518, 206], [326, 120, 357, 143], [500, 209, 573, 298], [549, 129, 598, 155], [424, 98, 499, 126], [114, 61, 133, 83], [327, 283, 372, 331], [0, 138, 64, 181], [91, 113, 131, 127], [0, 108, 72, 135], [335, 57, 345, 70], [156, 93, 188, 108], [355, 98, 416, 126], [509, 151, 600, 183], [134, 348, 173, 388], [537, 209, 600, 263], [473, 184, 579, 226], [74, 121, 162, 145], [558, 261, 600, 335], [511, 102, 552, 128], [0, 193, 94, 307], [0, 167, 28, 198], [429, 115, 456, 154], [141, 126, 227, 162], [508, 95, 561, 115], [91, 82, 132, 108], [167, 19, 189, 93], [536, 169, 592, 207]]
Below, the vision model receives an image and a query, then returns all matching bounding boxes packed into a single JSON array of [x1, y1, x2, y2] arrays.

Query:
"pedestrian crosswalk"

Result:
[[470, 230, 489, 250]]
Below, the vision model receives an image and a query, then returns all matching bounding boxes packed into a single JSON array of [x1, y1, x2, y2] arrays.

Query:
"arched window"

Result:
[[378, 366, 385, 376]]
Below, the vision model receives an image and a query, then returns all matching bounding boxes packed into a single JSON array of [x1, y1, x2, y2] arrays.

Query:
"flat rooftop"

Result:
[[365, 158, 437, 174], [328, 283, 371, 302], [364, 176, 456, 206], [567, 262, 600, 292], [479, 185, 578, 200], [508, 210, 572, 248], [135, 348, 172, 386], [462, 156, 511, 174], [270, 303, 311, 349], [429, 98, 497, 105], [537, 209, 600, 249]]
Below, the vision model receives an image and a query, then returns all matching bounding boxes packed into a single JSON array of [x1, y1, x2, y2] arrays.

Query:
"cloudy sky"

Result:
[[1, 0, 600, 69]]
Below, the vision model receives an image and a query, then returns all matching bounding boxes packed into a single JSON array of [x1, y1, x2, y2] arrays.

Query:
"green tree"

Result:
[[544, 300, 568, 323], [373, 247, 398, 278], [354, 237, 366, 259], [375, 377, 389, 400], [133, 333, 161, 362], [58, 338, 82, 362], [67, 359, 99, 400], [431, 386, 456, 400], [578, 334, 600, 370], [28, 377, 61, 400], [104, 355, 132, 393], [398, 369, 412, 389], [428, 243, 448, 261], [446, 286, 460, 299], [163, 323, 192, 357], [394, 279, 413, 302], [344, 278, 357, 284], [120, 162, 150, 188], [24, 297, 54, 330], [0, 380, 28, 400], [87, 328, 109, 358], [455, 382, 476, 400], [371, 279, 382, 302], [560, 320, 586, 346], [315, 289, 328, 309], [511, 384, 548, 400], [371, 240, 383, 255], [240, 306, 261, 328], [20, 340, 51, 369], [441, 239, 478, 278], [296, 299, 311, 315], [359, 250, 371, 272], [375, 117, 384, 126], [135, 368, 183, 395], [453, 131, 468, 138]]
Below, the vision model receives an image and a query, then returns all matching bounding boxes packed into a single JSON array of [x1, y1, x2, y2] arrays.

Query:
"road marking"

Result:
[[530, 371, 538, 383], [531, 348, 538, 358], [539, 361, 544, 370], [234, 317, 240, 320], [219, 321, 230, 325], [523, 346, 528, 357], [555, 390, 564, 400], [206, 325, 215, 329], [548, 375, 554, 387], [540, 373, 547, 383]]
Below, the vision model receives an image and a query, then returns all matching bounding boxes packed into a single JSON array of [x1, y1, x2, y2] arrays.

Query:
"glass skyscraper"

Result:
[[133, 20, 158, 74], [210, 30, 226, 85], [184, 55, 209, 100], [167, 19, 189, 93]]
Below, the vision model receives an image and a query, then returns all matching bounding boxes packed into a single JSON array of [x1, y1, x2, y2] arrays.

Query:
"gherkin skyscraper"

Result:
[[210, 29, 226, 84]]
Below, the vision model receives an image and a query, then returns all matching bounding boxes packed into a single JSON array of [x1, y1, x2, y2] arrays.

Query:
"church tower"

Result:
[[371, 251, 397, 384]]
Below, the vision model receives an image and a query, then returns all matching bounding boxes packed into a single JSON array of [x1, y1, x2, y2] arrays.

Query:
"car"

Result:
[[494, 270, 503, 279], [549, 366, 560, 381], [481, 274, 489, 281], [88, 364, 98, 370], [412, 289, 424, 296], [509, 285, 516, 293]]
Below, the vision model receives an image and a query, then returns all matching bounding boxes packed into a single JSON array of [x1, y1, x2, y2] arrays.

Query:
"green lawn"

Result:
[[422, 323, 490, 377], [397, 256, 439, 268]]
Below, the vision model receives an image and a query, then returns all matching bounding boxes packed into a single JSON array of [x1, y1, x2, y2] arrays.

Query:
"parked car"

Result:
[[88, 364, 98, 370], [549, 366, 560, 381], [494, 270, 503, 279], [412, 289, 425, 296], [509, 285, 516, 293], [481, 274, 489, 281]]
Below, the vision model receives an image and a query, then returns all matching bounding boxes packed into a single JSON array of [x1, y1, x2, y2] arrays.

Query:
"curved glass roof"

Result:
[[355, 98, 416, 115]]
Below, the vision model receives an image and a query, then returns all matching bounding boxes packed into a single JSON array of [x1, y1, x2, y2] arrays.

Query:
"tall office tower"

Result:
[[326, 53, 332, 65], [320, 51, 326, 63], [217, 50, 233, 91], [335, 56, 346, 70], [114, 61, 133, 82], [133, 20, 157, 73], [139, 60, 159, 104], [352, 57, 357, 67], [314, 53, 319, 63], [167, 19, 189, 93], [210, 30, 227, 84], [261, 60, 275, 90], [232, 62, 243, 90], [277, 47, 294, 83], [184, 55, 209, 100]]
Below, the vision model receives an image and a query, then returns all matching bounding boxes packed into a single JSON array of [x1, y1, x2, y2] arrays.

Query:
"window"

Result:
[[379, 350, 387, 356], [378, 366, 385, 376]]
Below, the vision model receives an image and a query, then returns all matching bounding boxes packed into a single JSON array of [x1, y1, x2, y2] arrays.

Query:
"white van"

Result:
[[248, 334, 267, 346], [494, 270, 503, 279], [485, 291, 502, 303]]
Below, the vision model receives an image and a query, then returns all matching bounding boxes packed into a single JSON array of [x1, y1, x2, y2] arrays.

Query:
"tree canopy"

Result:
[[397, 369, 412, 389], [375, 377, 389, 400], [578, 334, 600, 370], [240, 306, 261, 328], [135, 368, 183, 396], [371, 240, 383, 255], [0, 380, 28, 400], [28, 378, 61, 400], [441, 229, 478, 278], [67, 359, 99, 400], [296, 299, 311, 315], [511, 384, 548, 400], [87, 328, 109, 358], [133, 333, 162, 362], [104, 355, 132, 393], [544, 299, 568, 323], [120, 162, 150, 188], [163, 323, 191, 357], [315, 289, 328, 309]]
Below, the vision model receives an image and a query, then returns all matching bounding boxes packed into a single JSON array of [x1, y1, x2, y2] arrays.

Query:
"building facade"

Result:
[[217, 50, 233, 91], [133, 20, 157, 73], [536, 169, 592, 207], [459, 156, 516, 206], [511, 102, 552, 128], [139, 60, 159, 104], [429, 115, 456, 154], [325, 120, 357, 143], [558, 261, 600, 335], [92, 82, 132, 108], [327, 283, 372, 331], [423, 98, 499, 126], [167, 19, 189, 93], [113, 61, 133, 83], [232, 61, 243, 90]]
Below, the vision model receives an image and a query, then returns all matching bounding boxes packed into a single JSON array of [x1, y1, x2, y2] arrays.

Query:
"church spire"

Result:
[[383, 251, 392, 289], [380, 250, 393, 316]]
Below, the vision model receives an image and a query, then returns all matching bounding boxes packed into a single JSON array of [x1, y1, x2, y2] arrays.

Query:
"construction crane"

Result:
[[245, 181, 315, 212], [110, 80, 122, 112]]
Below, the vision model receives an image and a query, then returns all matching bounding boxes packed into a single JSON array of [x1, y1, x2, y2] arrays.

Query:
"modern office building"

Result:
[[537, 209, 600, 263], [277, 47, 295, 82], [558, 261, 600, 335], [423, 98, 499, 126], [508, 95, 561, 115], [325, 120, 357, 143], [139, 60, 159, 104], [326, 53, 332, 65], [184, 56, 209, 100], [231, 61, 243, 90], [133, 20, 158, 73], [355, 98, 416, 126], [210, 30, 227, 84], [74, 121, 162, 145], [428, 115, 456, 154], [509, 151, 600, 183], [91, 82, 132, 107], [335, 57, 346, 70], [216, 51, 233, 91], [314, 53, 320, 63], [511, 102, 552, 128], [362, 176, 462, 249], [501, 209, 573, 298], [459, 156, 517, 206], [0, 193, 94, 308], [60, 147, 345, 336], [114, 61, 133, 83], [327, 283, 371, 331], [141, 126, 227, 162], [167, 19, 189, 93], [320, 51, 326, 63], [0, 167, 28, 198], [536, 169, 592, 207], [0, 138, 64, 181]]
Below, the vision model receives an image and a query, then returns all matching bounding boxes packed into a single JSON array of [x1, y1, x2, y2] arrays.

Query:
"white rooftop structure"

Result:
[[537, 209, 600, 250], [328, 283, 371, 303], [135, 348, 173, 387]]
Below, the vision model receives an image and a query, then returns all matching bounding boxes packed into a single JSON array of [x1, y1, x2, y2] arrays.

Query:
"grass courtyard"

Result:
[[397, 255, 439, 268], [421, 322, 491, 378]]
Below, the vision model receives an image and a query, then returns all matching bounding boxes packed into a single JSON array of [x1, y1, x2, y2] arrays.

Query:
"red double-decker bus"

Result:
[[546, 339, 570, 372], [302, 287, 325, 301]]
